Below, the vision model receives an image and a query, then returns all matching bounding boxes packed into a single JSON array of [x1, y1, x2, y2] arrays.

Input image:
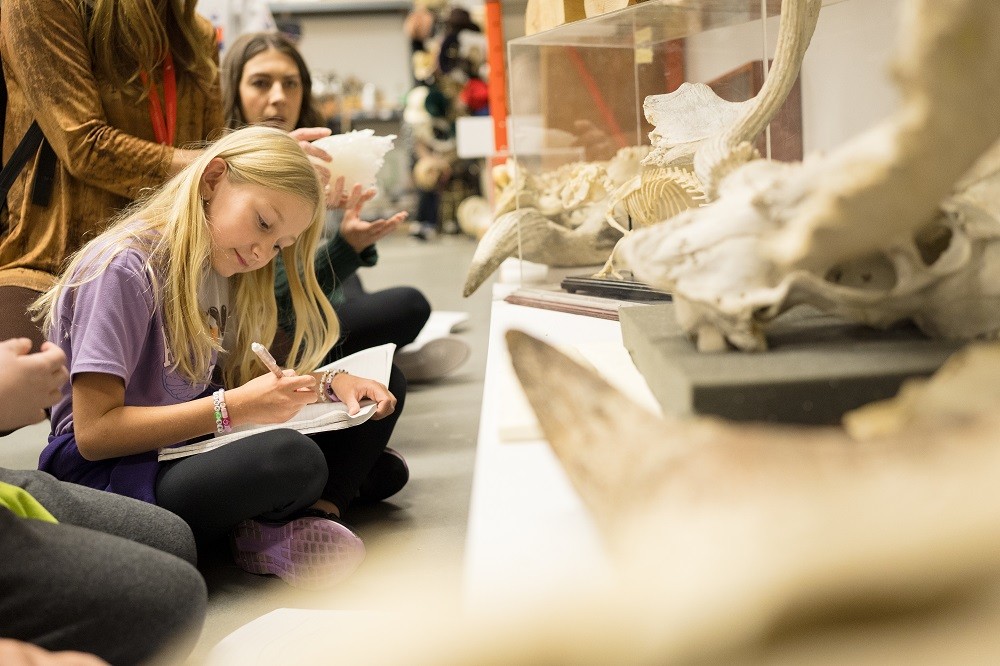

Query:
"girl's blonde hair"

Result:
[[34, 126, 338, 389]]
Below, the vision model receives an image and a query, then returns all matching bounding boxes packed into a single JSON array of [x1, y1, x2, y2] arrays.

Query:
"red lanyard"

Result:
[[140, 52, 177, 146]]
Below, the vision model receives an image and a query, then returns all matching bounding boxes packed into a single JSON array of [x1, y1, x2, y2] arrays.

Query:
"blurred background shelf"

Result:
[[268, 1, 410, 16]]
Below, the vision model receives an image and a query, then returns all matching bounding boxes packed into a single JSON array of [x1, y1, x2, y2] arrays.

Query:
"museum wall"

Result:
[[295, 12, 413, 106], [799, 0, 902, 153]]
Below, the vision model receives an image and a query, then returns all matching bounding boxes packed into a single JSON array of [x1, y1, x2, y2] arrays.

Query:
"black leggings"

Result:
[[332, 277, 430, 360], [155, 364, 406, 544]]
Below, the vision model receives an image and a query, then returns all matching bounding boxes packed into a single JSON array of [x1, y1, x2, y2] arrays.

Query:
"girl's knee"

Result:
[[256, 430, 328, 488]]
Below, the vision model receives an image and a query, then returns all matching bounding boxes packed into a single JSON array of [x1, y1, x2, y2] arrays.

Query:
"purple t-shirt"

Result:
[[39, 239, 224, 503]]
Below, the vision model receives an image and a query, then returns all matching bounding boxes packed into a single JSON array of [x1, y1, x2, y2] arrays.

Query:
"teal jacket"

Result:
[[275, 232, 377, 331]]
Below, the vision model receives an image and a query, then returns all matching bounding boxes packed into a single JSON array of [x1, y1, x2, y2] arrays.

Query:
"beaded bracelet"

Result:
[[212, 388, 232, 434], [219, 391, 231, 431], [316, 370, 332, 403], [319, 368, 348, 403]]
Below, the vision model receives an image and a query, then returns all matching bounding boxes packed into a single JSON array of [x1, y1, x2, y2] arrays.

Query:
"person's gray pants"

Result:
[[0, 468, 206, 664]]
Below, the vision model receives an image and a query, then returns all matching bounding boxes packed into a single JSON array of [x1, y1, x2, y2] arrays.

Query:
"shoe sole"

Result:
[[395, 336, 470, 383], [232, 517, 366, 589]]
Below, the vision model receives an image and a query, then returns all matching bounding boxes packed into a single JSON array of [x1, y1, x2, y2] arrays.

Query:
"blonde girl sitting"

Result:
[[32, 126, 406, 589]]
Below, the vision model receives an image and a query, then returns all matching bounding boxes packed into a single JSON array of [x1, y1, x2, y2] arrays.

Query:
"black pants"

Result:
[[155, 365, 406, 545], [332, 276, 430, 360]]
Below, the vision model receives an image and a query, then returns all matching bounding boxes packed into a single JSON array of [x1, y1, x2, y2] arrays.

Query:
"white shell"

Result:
[[312, 129, 396, 189]]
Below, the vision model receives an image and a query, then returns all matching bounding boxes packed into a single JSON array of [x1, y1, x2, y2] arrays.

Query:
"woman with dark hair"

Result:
[[222, 31, 469, 382], [221, 31, 325, 130]]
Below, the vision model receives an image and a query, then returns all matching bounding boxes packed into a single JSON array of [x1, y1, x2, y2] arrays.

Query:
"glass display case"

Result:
[[500, 0, 901, 290]]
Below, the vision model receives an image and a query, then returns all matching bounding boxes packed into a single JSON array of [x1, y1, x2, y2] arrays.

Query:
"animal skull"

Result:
[[621, 0, 1000, 351]]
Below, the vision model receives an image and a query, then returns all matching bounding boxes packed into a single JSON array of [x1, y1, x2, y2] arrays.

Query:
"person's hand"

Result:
[[324, 176, 350, 209], [329, 372, 396, 420], [225, 370, 318, 427], [0, 339, 69, 432], [290, 126, 332, 165], [338, 184, 408, 252], [288, 127, 345, 206], [0, 639, 108, 665]]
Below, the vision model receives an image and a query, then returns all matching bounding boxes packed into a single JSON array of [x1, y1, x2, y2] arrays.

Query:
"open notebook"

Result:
[[158, 343, 395, 461]]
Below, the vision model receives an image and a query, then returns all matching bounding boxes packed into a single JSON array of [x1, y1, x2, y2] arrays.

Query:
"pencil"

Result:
[[251, 342, 285, 379]]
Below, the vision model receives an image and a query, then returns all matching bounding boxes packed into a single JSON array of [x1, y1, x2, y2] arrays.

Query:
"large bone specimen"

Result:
[[596, 0, 817, 279], [596, 165, 706, 277], [621, 0, 1000, 351], [297, 332, 1000, 664], [462, 150, 644, 296], [462, 206, 621, 296], [493, 329, 1000, 662]]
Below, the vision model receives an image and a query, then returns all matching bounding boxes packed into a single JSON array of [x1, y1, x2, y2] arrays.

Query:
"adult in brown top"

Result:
[[0, 0, 222, 347]]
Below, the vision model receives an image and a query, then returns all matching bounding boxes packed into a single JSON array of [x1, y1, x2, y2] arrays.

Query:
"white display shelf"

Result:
[[462, 300, 660, 609]]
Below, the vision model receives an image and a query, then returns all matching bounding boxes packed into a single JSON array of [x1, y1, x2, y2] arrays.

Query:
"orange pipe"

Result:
[[485, 0, 508, 158]]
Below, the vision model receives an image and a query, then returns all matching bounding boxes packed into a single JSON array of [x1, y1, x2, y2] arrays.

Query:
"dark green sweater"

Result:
[[274, 233, 377, 331]]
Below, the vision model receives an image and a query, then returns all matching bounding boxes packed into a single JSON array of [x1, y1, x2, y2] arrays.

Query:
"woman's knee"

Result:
[[399, 287, 431, 326], [101, 553, 206, 664], [2, 523, 207, 664], [379, 287, 430, 343], [143, 557, 207, 656]]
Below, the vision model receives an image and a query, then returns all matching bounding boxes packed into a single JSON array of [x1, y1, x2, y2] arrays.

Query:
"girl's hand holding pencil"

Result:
[[248, 341, 395, 421], [222, 342, 319, 426], [251, 342, 286, 379]]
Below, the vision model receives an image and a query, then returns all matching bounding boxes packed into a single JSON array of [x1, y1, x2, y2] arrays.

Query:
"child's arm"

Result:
[[0, 339, 69, 433], [308, 370, 396, 420], [70, 370, 319, 461]]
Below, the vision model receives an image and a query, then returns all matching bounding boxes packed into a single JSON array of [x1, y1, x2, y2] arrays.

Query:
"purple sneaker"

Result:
[[232, 515, 365, 589]]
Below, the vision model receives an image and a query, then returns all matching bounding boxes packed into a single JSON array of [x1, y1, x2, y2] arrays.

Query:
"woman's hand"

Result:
[[290, 126, 332, 165], [338, 184, 408, 252], [289, 127, 354, 208], [324, 176, 349, 209], [225, 370, 318, 427], [329, 372, 396, 419]]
